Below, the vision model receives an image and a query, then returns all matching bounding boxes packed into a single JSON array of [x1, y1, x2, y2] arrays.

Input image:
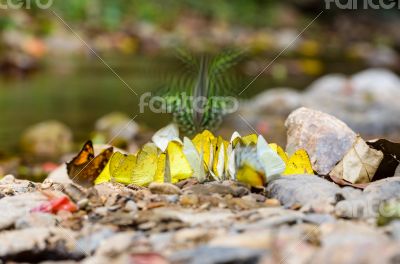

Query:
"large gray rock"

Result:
[[0, 227, 83, 261], [363, 177, 400, 200], [0, 192, 48, 230], [20, 120, 73, 159], [336, 177, 400, 219], [267, 175, 361, 213], [312, 221, 399, 264], [243, 88, 302, 116], [285, 107, 357, 175], [304, 69, 400, 136]]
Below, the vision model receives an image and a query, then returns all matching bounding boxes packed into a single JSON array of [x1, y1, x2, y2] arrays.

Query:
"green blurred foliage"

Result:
[[49, 0, 280, 29]]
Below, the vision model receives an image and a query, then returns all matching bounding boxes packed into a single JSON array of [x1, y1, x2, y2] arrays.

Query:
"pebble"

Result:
[[169, 246, 265, 264], [124, 200, 138, 212], [173, 227, 213, 244], [95, 231, 136, 256], [164, 194, 179, 203], [77, 198, 89, 209], [0, 175, 37, 195], [15, 213, 57, 229], [265, 198, 281, 207], [149, 182, 182, 195], [76, 227, 116, 255], [184, 182, 248, 197], [63, 184, 87, 202], [228, 197, 259, 210], [179, 194, 199, 207]]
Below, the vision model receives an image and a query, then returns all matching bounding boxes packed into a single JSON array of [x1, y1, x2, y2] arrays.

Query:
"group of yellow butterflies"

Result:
[[66, 124, 314, 188]]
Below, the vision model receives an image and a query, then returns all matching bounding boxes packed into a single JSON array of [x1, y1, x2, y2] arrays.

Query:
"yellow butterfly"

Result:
[[282, 149, 314, 175], [231, 132, 258, 147], [211, 136, 229, 180], [90, 124, 314, 188], [131, 143, 159, 186], [192, 130, 216, 172], [182, 137, 206, 182], [166, 141, 193, 183]]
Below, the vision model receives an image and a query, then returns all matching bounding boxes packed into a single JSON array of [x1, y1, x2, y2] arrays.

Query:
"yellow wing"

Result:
[[94, 158, 111, 184], [111, 152, 137, 185], [231, 133, 258, 147], [154, 153, 166, 183], [283, 149, 314, 175], [192, 130, 216, 171], [236, 163, 265, 188], [131, 143, 159, 186], [183, 137, 206, 182], [212, 137, 227, 180], [167, 141, 193, 183]]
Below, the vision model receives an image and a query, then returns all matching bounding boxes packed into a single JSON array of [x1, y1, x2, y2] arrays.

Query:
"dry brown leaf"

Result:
[[329, 175, 370, 189], [367, 139, 400, 181], [330, 136, 383, 184]]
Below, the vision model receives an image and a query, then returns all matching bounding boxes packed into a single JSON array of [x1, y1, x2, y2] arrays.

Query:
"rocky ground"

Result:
[[1, 172, 400, 264], [2, 68, 400, 263]]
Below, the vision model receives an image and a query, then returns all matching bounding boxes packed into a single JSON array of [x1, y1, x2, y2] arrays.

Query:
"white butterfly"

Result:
[[152, 123, 182, 152], [257, 135, 285, 179]]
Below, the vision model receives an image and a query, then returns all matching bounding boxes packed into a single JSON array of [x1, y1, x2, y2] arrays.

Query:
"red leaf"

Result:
[[130, 253, 169, 264], [31, 196, 77, 214]]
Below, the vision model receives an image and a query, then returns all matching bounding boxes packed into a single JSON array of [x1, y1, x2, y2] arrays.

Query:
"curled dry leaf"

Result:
[[367, 139, 400, 181], [329, 175, 369, 189], [330, 136, 383, 184]]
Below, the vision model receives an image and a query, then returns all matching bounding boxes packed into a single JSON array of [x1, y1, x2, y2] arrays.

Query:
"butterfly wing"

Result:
[[167, 141, 193, 183], [67, 141, 113, 187], [66, 140, 95, 177], [131, 143, 159, 186], [110, 152, 137, 185], [183, 137, 206, 182], [283, 149, 314, 175], [152, 123, 182, 152], [257, 135, 286, 179]]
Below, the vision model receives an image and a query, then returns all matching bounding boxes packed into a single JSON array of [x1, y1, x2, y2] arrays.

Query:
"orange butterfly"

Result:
[[66, 141, 113, 187]]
